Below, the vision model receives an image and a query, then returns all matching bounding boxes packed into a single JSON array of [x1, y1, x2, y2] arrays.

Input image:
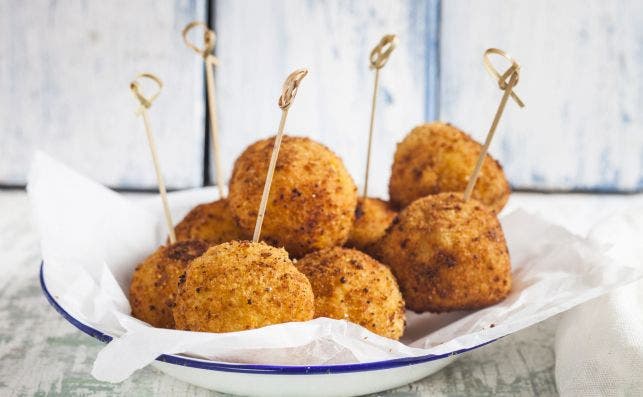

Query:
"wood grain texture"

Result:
[[3, 1, 641, 192], [0, 0, 207, 189], [439, 0, 643, 191], [213, 0, 437, 199]]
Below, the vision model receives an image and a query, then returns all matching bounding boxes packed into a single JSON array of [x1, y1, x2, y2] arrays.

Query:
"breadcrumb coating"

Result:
[[229, 136, 357, 257], [389, 122, 510, 212], [346, 197, 397, 255], [376, 193, 511, 313], [129, 240, 210, 328], [296, 247, 405, 340], [173, 241, 315, 333], [175, 199, 248, 244]]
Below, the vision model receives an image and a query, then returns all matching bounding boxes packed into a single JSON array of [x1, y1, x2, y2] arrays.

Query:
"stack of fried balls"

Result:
[[129, 122, 512, 340]]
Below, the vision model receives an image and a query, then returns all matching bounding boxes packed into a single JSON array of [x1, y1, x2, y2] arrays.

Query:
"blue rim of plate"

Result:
[[40, 261, 496, 375]]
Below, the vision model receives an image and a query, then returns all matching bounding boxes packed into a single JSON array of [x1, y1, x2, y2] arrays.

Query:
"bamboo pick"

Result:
[[130, 73, 176, 243], [252, 69, 309, 243], [363, 34, 398, 198], [463, 48, 525, 202], [182, 21, 225, 198]]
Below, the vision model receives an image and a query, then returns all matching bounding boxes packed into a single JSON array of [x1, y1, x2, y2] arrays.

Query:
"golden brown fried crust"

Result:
[[228, 136, 358, 258], [174, 199, 248, 244], [346, 197, 397, 255], [173, 241, 315, 333], [376, 193, 511, 313], [389, 122, 510, 213], [129, 240, 210, 328], [296, 247, 406, 340]]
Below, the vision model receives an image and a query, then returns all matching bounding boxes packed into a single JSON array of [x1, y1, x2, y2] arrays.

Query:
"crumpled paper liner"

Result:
[[28, 152, 642, 382]]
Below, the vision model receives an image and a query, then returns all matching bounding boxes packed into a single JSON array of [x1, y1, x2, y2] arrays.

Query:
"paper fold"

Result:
[[29, 152, 643, 382]]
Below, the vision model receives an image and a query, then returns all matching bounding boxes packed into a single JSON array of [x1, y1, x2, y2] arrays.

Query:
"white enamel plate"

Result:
[[40, 261, 495, 397]]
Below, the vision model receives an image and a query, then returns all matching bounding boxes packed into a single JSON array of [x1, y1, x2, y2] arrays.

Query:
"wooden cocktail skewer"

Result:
[[252, 69, 309, 242], [363, 34, 398, 198], [182, 21, 225, 198], [463, 48, 525, 202], [130, 73, 176, 243]]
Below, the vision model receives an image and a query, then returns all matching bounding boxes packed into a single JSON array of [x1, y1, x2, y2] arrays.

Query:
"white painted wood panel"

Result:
[[214, 0, 436, 199], [440, 0, 643, 191], [0, 0, 206, 189], [3, 1, 641, 192]]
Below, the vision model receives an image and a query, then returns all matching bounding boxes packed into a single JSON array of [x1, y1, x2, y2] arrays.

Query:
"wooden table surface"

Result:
[[1, 190, 640, 396]]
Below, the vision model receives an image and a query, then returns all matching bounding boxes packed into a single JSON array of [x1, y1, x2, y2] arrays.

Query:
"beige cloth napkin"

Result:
[[556, 207, 643, 396]]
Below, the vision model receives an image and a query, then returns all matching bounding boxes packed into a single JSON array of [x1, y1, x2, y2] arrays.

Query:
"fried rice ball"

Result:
[[174, 199, 247, 244], [296, 247, 406, 340], [389, 122, 510, 213], [173, 241, 315, 333], [229, 136, 358, 258], [129, 240, 210, 328], [377, 192, 511, 313], [346, 197, 397, 254]]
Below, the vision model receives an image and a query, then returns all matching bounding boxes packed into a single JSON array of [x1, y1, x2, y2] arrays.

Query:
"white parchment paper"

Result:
[[28, 152, 642, 382]]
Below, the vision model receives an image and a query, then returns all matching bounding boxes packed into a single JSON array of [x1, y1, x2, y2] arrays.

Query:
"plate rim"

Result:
[[39, 261, 496, 375]]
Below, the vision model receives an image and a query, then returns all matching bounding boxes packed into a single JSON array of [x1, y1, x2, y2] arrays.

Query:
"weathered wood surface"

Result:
[[214, 0, 437, 199], [0, 0, 206, 189], [1, 0, 642, 192], [439, 0, 643, 191], [6, 190, 643, 396]]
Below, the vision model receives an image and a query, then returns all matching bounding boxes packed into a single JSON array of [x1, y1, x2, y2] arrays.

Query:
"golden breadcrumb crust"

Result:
[[389, 122, 510, 213], [173, 241, 314, 333], [296, 247, 406, 340], [229, 136, 357, 257], [129, 240, 210, 328], [174, 199, 248, 244], [376, 193, 511, 313], [346, 197, 397, 255]]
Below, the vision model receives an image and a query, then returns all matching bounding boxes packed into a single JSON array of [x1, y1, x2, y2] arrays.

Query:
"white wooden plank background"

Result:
[[214, 0, 437, 199], [0, 0, 207, 189], [440, 0, 643, 191], [1, 0, 642, 192]]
